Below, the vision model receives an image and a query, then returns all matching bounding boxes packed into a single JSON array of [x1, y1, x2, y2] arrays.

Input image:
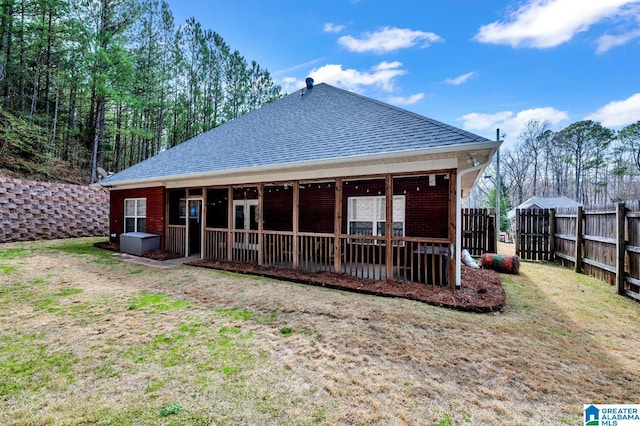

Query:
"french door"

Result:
[[233, 200, 259, 250]]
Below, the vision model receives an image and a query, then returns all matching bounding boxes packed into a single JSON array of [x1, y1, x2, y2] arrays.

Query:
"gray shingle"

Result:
[[101, 83, 491, 185]]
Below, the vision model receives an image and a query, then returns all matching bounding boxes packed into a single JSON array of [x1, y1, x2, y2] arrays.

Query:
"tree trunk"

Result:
[[90, 97, 105, 184]]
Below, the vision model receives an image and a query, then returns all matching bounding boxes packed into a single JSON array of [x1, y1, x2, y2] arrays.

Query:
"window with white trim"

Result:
[[347, 195, 405, 239], [124, 198, 146, 233]]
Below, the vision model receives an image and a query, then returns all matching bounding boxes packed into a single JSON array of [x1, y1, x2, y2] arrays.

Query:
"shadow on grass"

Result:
[[500, 260, 640, 412]]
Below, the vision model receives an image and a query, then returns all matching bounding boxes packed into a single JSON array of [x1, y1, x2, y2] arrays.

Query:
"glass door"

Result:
[[233, 200, 259, 250]]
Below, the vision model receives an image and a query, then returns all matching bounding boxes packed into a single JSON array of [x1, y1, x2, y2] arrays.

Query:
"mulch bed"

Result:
[[187, 259, 506, 313], [94, 241, 505, 312], [93, 241, 120, 252]]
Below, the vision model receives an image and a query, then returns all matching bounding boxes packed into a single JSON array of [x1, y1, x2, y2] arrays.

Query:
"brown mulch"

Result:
[[93, 241, 120, 252], [93, 241, 505, 312], [187, 259, 506, 313]]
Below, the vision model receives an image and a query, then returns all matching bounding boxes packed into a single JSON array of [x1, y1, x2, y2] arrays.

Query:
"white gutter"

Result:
[[455, 159, 493, 289], [101, 140, 502, 189]]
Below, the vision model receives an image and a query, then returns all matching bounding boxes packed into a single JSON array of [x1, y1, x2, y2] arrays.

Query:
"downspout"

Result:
[[455, 159, 493, 289]]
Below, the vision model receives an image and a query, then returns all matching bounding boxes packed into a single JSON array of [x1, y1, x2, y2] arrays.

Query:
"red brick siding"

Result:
[[263, 186, 293, 231], [259, 176, 450, 238], [340, 176, 449, 238], [233, 187, 258, 200], [300, 183, 335, 233], [395, 175, 449, 238], [110, 187, 165, 243]]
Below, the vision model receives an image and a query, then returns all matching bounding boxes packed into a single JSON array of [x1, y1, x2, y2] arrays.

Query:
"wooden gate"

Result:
[[515, 209, 553, 260], [462, 208, 496, 256]]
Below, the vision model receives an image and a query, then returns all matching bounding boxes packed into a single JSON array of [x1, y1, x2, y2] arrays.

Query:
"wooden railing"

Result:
[[299, 233, 335, 272], [166, 225, 186, 256], [231, 230, 259, 263], [204, 228, 227, 260], [392, 237, 450, 285], [264, 231, 294, 266], [339, 235, 387, 279], [172, 225, 451, 285]]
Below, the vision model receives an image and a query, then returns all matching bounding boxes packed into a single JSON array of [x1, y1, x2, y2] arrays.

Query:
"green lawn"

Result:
[[0, 237, 638, 425]]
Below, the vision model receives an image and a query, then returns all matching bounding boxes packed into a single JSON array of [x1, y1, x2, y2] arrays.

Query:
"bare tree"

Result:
[[520, 119, 551, 196], [502, 145, 532, 206]]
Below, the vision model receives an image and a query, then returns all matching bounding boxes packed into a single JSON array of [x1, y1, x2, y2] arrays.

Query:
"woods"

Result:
[[0, 0, 282, 183], [472, 119, 640, 216]]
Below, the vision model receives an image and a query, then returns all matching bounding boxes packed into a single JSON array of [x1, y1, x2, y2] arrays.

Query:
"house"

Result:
[[99, 79, 501, 289]]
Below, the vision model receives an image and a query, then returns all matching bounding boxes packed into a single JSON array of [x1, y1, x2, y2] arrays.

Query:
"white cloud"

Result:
[[279, 77, 302, 94], [445, 72, 476, 85], [458, 107, 569, 139], [585, 93, 640, 127], [475, 0, 637, 48], [279, 61, 408, 94], [387, 93, 425, 106], [338, 26, 442, 53], [315, 61, 408, 92], [323, 22, 345, 33], [596, 30, 640, 53]]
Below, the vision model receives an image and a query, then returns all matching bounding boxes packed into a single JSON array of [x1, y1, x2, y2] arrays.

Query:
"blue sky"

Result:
[[166, 0, 640, 146]]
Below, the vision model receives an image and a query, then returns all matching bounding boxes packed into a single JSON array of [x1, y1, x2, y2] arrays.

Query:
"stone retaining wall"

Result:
[[0, 176, 109, 243]]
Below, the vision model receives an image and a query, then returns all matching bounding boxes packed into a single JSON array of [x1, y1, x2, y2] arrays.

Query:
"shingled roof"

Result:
[[101, 82, 491, 186]]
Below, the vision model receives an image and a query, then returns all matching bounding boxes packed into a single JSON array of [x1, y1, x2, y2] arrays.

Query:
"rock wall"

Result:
[[0, 176, 109, 243]]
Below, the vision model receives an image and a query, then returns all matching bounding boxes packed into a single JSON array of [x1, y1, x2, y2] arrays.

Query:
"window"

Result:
[[347, 195, 405, 239], [124, 198, 146, 233], [179, 199, 186, 219]]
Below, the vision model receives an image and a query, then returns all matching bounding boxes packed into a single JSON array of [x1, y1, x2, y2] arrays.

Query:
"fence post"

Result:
[[515, 209, 520, 257], [616, 202, 626, 295], [492, 208, 498, 254], [574, 206, 584, 273], [549, 209, 556, 262]]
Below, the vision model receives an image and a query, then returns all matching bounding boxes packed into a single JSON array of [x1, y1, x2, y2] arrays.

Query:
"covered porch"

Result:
[[165, 172, 456, 287]]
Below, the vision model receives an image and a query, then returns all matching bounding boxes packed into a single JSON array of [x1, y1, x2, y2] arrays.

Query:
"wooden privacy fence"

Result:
[[515, 201, 640, 302], [515, 209, 553, 261], [462, 208, 496, 256]]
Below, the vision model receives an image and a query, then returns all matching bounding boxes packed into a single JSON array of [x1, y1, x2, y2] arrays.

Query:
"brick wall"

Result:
[[0, 176, 109, 243], [342, 176, 450, 238], [109, 187, 165, 243]]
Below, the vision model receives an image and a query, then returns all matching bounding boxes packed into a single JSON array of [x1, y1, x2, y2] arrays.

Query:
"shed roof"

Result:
[[101, 82, 492, 186], [507, 196, 583, 219]]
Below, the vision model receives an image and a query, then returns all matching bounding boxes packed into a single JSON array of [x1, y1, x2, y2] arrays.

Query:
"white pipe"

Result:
[[455, 159, 493, 289]]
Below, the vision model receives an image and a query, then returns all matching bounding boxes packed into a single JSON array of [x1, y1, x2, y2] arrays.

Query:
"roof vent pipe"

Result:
[[305, 77, 314, 89]]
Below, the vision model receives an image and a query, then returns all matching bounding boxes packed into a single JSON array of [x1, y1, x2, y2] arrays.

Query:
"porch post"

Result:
[[227, 186, 233, 261], [257, 184, 264, 265], [163, 189, 169, 250], [334, 178, 343, 273], [292, 181, 299, 268], [385, 174, 393, 280], [449, 170, 457, 289]]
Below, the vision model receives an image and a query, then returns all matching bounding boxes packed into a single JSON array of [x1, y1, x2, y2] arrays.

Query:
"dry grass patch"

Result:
[[1, 238, 639, 425]]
